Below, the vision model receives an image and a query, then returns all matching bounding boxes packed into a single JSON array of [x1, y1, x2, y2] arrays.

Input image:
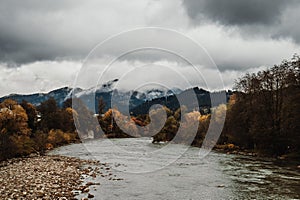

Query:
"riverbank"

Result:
[[0, 154, 115, 199]]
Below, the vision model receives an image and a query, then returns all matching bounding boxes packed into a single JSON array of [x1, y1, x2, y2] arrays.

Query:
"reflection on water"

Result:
[[221, 155, 300, 199], [50, 138, 300, 200]]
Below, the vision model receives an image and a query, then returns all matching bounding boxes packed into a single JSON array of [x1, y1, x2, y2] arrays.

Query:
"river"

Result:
[[49, 137, 300, 200]]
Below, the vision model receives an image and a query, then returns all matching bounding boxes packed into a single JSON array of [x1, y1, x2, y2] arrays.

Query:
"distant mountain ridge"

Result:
[[0, 80, 232, 114], [0, 87, 74, 107], [0, 79, 183, 112], [131, 87, 232, 115]]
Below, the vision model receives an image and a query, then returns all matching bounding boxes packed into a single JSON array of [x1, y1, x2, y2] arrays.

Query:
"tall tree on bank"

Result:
[[0, 99, 32, 160], [21, 100, 38, 132], [225, 55, 300, 156]]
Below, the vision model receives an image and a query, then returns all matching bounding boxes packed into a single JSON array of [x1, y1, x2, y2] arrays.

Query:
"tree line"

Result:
[[0, 98, 79, 160], [149, 55, 300, 158], [223, 54, 300, 157], [0, 55, 299, 160]]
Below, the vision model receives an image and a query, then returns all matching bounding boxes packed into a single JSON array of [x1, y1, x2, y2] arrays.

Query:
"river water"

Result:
[[50, 137, 300, 200]]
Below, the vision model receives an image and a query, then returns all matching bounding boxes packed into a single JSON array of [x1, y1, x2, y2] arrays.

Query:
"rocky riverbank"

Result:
[[0, 155, 118, 200]]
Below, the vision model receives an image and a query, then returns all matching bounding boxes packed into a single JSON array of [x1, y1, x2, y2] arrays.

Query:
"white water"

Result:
[[50, 137, 300, 200]]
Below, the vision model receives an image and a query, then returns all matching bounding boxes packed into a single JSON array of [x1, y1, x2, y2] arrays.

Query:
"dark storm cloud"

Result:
[[0, 0, 81, 63], [182, 0, 297, 26], [0, 0, 300, 97], [0, 0, 146, 64], [182, 0, 300, 44], [0, 0, 299, 67], [0, 34, 66, 64]]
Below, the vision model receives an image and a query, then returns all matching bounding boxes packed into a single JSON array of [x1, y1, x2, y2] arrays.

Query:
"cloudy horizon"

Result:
[[1, 0, 300, 97]]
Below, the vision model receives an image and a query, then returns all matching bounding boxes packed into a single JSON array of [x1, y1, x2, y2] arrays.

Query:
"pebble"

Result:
[[88, 193, 95, 198], [0, 155, 104, 199], [82, 187, 90, 193]]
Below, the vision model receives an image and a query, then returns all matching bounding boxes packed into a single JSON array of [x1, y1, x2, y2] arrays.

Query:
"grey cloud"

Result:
[[0, 35, 66, 64], [0, 1, 83, 63], [182, 0, 296, 26], [1, 0, 300, 97], [274, 4, 300, 43], [0, 0, 299, 70], [182, 0, 300, 44], [0, 0, 147, 64]]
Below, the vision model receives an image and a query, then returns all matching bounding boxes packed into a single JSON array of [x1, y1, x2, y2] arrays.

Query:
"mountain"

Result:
[[70, 79, 182, 113], [131, 88, 232, 115], [0, 80, 182, 113], [0, 87, 74, 107], [0, 79, 231, 115]]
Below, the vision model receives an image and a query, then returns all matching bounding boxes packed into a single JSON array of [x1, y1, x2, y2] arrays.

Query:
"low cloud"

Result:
[[0, 60, 81, 96], [0, 58, 268, 97]]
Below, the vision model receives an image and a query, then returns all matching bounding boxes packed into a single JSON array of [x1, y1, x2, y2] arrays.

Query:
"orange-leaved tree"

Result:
[[0, 99, 33, 160]]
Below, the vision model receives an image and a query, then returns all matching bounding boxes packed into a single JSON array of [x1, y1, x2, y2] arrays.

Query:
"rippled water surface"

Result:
[[50, 138, 300, 200]]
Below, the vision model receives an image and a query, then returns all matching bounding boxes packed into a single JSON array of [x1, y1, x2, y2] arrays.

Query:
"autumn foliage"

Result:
[[0, 55, 299, 160], [0, 98, 78, 160], [222, 55, 300, 157], [150, 56, 300, 158]]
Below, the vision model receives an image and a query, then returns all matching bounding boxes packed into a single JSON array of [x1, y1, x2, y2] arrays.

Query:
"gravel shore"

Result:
[[0, 155, 115, 200]]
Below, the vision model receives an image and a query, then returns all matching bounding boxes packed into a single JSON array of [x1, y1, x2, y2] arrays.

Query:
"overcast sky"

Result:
[[1, 0, 300, 96]]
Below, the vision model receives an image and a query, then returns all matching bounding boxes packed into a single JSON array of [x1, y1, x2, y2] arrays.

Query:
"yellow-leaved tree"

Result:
[[0, 99, 33, 160]]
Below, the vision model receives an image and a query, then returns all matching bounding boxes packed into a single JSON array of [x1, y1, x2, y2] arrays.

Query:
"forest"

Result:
[[0, 55, 299, 161]]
